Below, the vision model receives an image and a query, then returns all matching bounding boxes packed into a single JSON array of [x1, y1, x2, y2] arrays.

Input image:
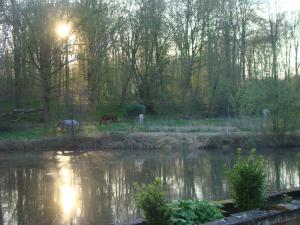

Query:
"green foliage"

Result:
[[134, 179, 223, 225], [0, 117, 230, 140], [0, 125, 50, 140], [125, 103, 146, 118], [169, 200, 223, 225], [209, 85, 231, 117], [0, 119, 14, 132], [134, 178, 171, 225], [226, 149, 267, 211], [233, 79, 300, 134], [231, 81, 266, 116]]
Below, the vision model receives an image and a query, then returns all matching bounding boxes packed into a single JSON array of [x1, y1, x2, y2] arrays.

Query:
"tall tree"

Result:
[[75, 0, 117, 107], [121, 0, 169, 113], [169, 0, 210, 109], [268, 9, 285, 80], [23, 0, 75, 121], [291, 11, 300, 76], [10, 0, 22, 107]]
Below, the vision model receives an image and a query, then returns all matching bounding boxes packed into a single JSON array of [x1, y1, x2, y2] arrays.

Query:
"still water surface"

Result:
[[0, 149, 299, 225]]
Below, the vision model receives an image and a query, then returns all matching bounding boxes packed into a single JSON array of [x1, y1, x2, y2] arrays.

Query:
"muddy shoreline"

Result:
[[1, 132, 300, 152]]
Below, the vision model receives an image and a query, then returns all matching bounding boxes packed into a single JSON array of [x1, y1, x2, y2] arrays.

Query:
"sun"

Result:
[[56, 23, 71, 38]]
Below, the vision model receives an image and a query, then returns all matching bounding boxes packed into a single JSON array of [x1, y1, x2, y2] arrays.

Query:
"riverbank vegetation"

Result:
[[134, 179, 223, 225], [1, 0, 300, 140], [133, 150, 273, 225], [226, 149, 268, 210]]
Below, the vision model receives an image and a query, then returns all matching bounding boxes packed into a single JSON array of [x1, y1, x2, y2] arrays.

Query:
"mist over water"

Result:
[[0, 149, 298, 225]]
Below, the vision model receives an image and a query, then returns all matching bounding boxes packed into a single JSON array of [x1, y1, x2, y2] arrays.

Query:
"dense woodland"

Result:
[[0, 0, 300, 128]]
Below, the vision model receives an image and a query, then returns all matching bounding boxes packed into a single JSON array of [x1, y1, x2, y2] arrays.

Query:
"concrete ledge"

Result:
[[204, 201, 300, 225], [219, 188, 300, 216]]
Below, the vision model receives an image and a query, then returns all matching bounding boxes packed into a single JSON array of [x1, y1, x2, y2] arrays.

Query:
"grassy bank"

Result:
[[0, 117, 234, 140], [1, 132, 300, 152], [1, 112, 300, 151], [0, 99, 271, 141]]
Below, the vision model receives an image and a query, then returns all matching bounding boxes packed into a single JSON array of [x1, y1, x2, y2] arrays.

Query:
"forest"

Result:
[[0, 0, 300, 133], [2, 2, 300, 224]]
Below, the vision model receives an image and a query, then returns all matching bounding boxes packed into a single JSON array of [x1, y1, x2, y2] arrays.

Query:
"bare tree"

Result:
[[22, 0, 76, 122], [120, 0, 169, 113]]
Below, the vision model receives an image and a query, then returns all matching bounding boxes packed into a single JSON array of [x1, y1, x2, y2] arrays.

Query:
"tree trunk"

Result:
[[11, 0, 22, 107], [39, 41, 52, 122], [295, 42, 299, 77], [240, 21, 246, 82]]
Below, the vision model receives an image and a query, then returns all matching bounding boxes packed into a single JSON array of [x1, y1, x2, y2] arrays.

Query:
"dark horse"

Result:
[[100, 113, 118, 124]]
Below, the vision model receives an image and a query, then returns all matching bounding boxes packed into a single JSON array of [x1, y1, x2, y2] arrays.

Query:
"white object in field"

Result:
[[138, 113, 144, 124], [262, 108, 270, 117], [262, 108, 270, 129]]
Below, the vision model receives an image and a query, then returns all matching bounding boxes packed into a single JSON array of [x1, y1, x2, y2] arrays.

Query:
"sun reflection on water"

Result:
[[57, 156, 80, 223]]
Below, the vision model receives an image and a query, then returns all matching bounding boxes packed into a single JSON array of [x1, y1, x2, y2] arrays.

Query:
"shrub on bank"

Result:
[[125, 103, 146, 131], [0, 119, 14, 132], [134, 179, 171, 225], [226, 149, 267, 211], [125, 103, 146, 119]]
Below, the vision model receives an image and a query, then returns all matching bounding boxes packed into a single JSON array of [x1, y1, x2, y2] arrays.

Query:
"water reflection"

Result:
[[57, 156, 80, 223], [0, 149, 299, 225]]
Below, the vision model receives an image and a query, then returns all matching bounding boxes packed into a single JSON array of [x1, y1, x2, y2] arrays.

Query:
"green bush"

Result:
[[125, 103, 146, 118], [232, 79, 300, 134], [226, 149, 267, 211], [169, 200, 223, 225], [0, 119, 14, 132], [134, 178, 171, 225]]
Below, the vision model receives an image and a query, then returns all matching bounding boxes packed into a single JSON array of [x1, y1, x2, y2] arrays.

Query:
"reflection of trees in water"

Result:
[[75, 152, 230, 223], [209, 154, 231, 200], [264, 151, 299, 191], [75, 155, 114, 225], [183, 155, 196, 200], [0, 205, 3, 225], [16, 170, 24, 225], [0, 150, 299, 225], [0, 183, 3, 225], [0, 168, 60, 225]]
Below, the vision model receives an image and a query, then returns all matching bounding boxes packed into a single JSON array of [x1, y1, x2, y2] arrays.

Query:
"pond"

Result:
[[0, 149, 299, 225]]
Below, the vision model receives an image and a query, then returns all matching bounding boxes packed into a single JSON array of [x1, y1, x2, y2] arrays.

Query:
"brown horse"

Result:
[[100, 113, 118, 124]]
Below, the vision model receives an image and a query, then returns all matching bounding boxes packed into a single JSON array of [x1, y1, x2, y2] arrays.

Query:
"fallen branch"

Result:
[[13, 108, 43, 113]]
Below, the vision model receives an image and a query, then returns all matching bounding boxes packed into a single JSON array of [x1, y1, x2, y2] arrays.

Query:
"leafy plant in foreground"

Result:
[[226, 148, 267, 211], [134, 178, 171, 225], [169, 200, 223, 225]]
